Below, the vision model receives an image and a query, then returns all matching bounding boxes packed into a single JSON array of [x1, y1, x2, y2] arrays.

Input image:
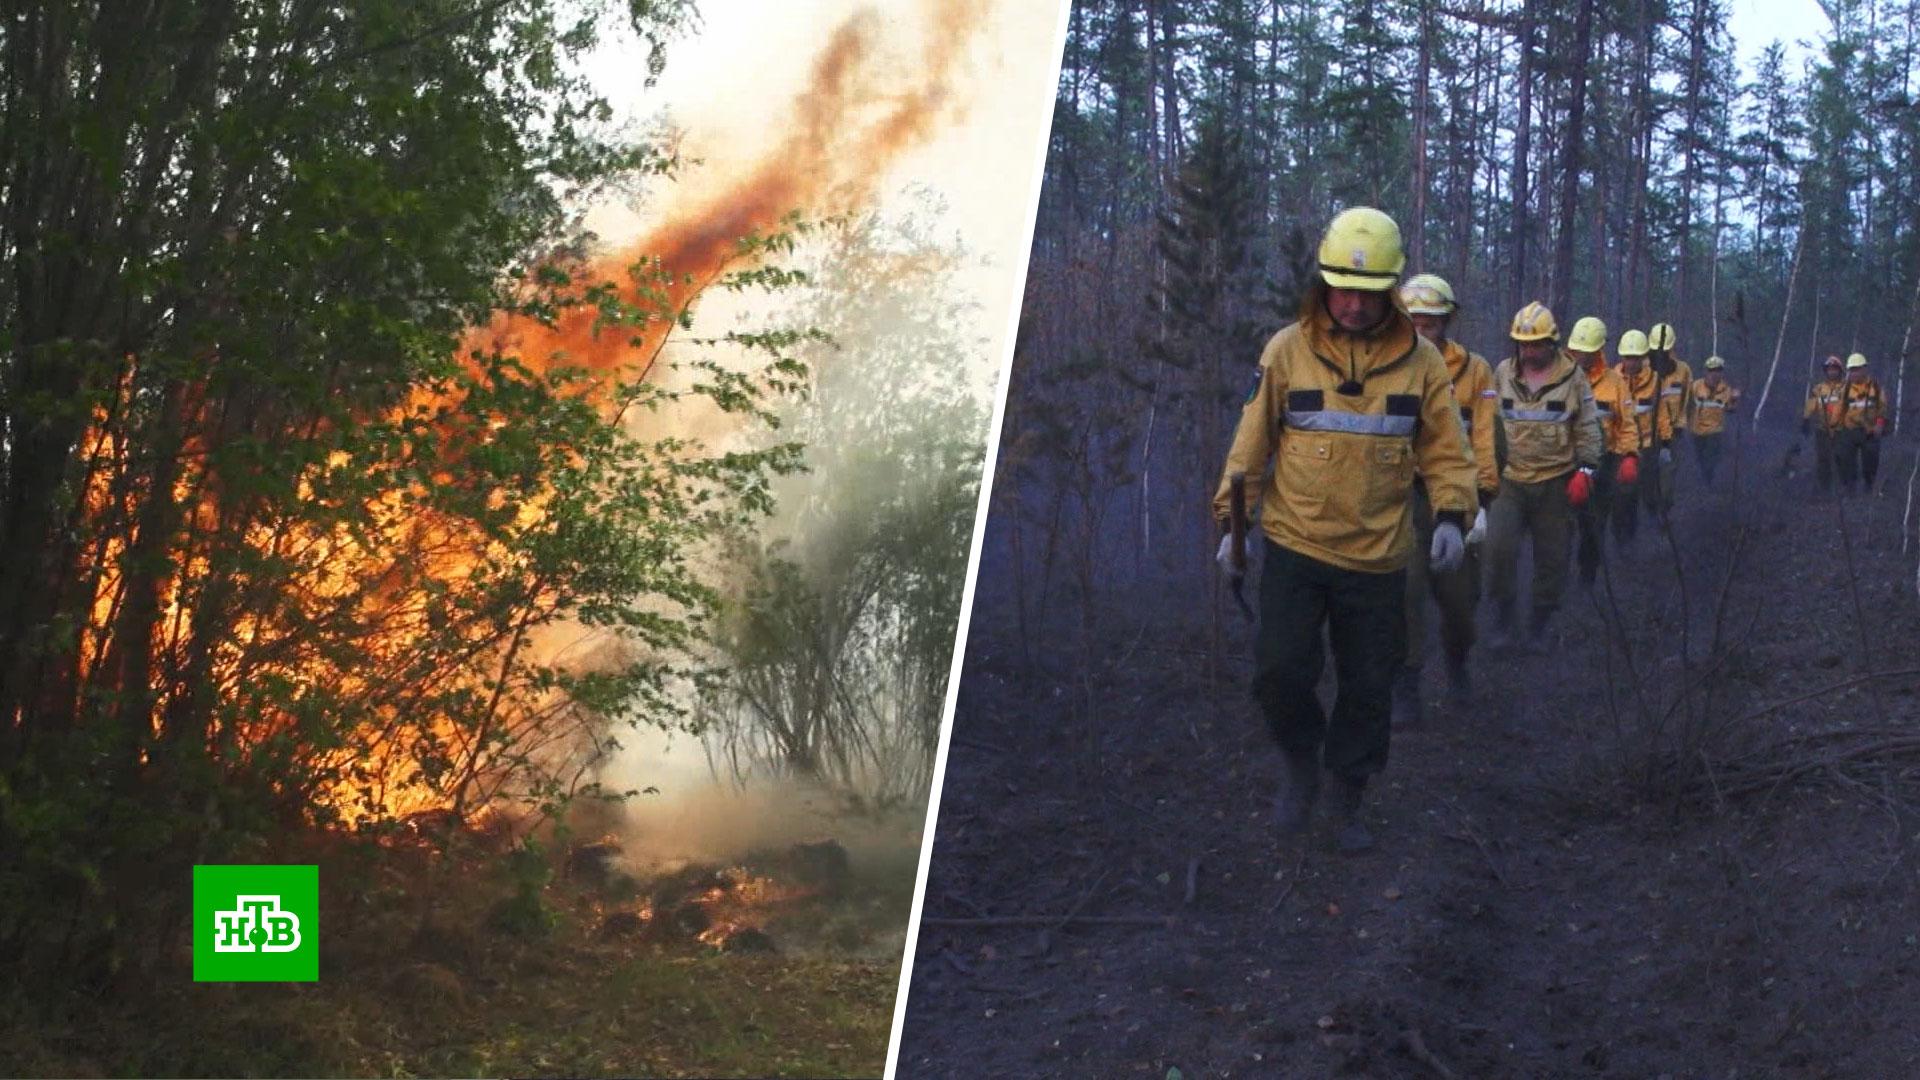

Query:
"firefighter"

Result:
[[1612, 330, 1671, 546], [1802, 355, 1848, 493], [1620, 328, 1681, 538], [1485, 302, 1604, 650], [1392, 273, 1500, 723], [1834, 352, 1887, 494], [1647, 322, 1691, 513], [1213, 207, 1477, 853], [1688, 356, 1740, 489], [1566, 316, 1639, 586]]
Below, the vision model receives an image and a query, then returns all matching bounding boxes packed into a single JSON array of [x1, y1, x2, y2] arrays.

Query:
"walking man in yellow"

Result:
[[1802, 355, 1848, 494], [1485, 302, 1604, 650], [1688, 356, 1740, 488], [1566, 316, 1639, 586], [1213, 208, 1477, 853], [1647, 322, 1691, 514], [1393, 273, 1500, 722], [1834, 353, 1887, 494], [1613, 330, 1673, 543]]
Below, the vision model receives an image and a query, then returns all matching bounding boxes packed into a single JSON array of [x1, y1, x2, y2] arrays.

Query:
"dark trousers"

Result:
[[1693, 434, 1725, 488], [1651, 441, 1677, 513], [1814, 429, 1836, 491], [1253, 539, 1405, 784], [1577, 453, 1619, 583], [1610, 467, 1641, 546], [1406, 484, 1480, 669], [1835, 428, 1881, 490]]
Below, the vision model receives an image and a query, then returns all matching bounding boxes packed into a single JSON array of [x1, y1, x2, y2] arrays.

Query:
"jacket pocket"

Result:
[[1277, 435, 1332, 521]]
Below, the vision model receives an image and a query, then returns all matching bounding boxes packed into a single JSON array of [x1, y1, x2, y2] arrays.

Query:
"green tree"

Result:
[[0, 0, 809, 984], [703, 205, 988, 813]]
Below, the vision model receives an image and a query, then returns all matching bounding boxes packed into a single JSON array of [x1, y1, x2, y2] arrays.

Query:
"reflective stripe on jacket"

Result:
[[1493, 352, 1604, 484], [1840, 377, 1885, 431], [1441, 339, 1502, 499], [1215, 306, 1478, 573], [1689, 379, 1739, 435], [1656, 358, 1693, 433], [1623, 365, 1675, 449], [1582, 356, 1641, 456], [1804, 379, 1847, 431]]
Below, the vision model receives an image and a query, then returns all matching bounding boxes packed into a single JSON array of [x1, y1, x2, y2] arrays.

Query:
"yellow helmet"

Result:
[[1509, 301, 1558, 342], [1847, 352, 1869, 369], [1317, 207, 1406, 291], [1400, 273, 1457, 315], [1567, 316, 1608, 353], [1648, 322, 1677, 351], [1703, 355, 1725, 370], [1618, 329, 1650, 357]]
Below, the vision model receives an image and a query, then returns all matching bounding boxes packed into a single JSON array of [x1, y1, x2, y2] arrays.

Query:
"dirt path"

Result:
[[899, 428, 1920, 1078]]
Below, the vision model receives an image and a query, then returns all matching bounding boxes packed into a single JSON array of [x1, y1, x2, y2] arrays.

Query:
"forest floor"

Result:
[[3, 825, 912, 1078], [899, 424, 1920, 1079]]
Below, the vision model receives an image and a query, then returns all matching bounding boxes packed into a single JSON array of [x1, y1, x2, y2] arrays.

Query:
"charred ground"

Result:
[[899, 423, 1920, 1078]]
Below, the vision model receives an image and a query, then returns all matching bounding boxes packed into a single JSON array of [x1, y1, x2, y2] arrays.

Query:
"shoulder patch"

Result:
[[1246, 368, 1263, 404]]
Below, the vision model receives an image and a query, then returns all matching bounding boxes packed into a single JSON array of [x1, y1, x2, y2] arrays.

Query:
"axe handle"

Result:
[[1229, 472, 1248, 573]]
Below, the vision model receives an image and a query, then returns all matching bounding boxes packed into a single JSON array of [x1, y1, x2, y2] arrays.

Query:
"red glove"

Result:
[[1616, 454, 1639, 485], [1567, 468, 1593, 508]]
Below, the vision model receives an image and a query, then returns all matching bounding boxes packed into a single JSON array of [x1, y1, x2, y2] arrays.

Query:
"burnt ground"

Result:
[[898, 426, 1920, 1079]]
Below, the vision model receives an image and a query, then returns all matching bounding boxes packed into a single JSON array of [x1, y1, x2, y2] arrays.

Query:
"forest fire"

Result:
[[51, 0, 992, 832], [582, 838, 855, 952], [469, 0, 987, 382]]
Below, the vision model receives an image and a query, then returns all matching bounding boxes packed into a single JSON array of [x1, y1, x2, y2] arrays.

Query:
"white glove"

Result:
[[1216, 531, 1255, 576], [1659, 447, 1673, 467], [1429, 521, 1465, 573], [1465, 507, 1489, 546]]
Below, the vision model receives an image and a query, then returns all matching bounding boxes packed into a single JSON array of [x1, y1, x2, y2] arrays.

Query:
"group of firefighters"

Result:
[[1211, 206, 1893, 854]]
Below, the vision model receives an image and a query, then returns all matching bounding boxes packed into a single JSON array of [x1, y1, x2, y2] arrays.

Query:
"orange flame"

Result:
[[473, 0, 990, 384], [73, 0, 994, 829]]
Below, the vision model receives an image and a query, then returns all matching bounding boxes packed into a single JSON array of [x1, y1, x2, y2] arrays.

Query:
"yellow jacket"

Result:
[[1440, 339, 1502, 500], [1580, 354, 1641, 456], [1804, 378, 1847, 432], [1689, 378, 1739, 435], [1622, 365, 1675, 449], [1215, 306, 1478, 573], [1840, 377, 1886, 432], [1492, 352, 1604, 484], [1655, 357, 1692, 434]]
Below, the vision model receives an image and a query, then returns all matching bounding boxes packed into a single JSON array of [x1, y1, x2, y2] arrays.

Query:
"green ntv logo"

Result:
[[193, 865, 319, 982]]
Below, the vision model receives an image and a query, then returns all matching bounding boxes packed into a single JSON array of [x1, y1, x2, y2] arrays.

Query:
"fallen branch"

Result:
[[1726, 668, 1920, 728], [1712, 735, 1920, 799], [1441, 798, 1512, 888], [1401, 1028, 1459, 1080], [1266, 845, 1309, 914]]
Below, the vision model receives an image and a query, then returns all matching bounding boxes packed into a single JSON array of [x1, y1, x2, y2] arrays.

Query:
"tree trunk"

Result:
[[1412, 0, 1432, 270], [1508, 0, 1535, 313], [1551, 0, 1595, 319]]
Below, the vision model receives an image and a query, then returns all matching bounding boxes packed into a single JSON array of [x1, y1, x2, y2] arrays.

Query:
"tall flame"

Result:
[[66, 1, 1000, 828], [475, 0, 991, 383]]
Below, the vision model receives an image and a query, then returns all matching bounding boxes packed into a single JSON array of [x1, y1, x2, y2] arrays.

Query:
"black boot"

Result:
[[1333, 776, 1374, 853], [1391, 666, 1423, 727], [1273, 749, 1320, 835]]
